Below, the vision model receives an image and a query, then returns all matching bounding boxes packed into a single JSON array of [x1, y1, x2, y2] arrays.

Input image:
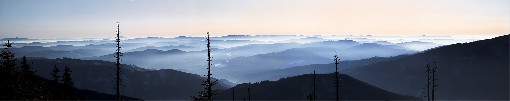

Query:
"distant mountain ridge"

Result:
[[82, 41, 417, 83], [9, 37, 429, 60]]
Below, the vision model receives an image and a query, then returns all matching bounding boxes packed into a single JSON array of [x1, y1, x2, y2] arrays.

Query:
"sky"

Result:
[[0, 0, 509, 39]]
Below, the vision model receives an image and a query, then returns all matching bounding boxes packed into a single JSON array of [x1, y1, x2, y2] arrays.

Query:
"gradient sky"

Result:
[[0, 0, 509, 38]]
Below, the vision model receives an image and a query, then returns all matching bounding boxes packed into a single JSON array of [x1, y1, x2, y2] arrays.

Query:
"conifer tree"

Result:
[[114, 22, 123, 100], [19, 56, 28, 71], [51, 65, 60, 83], [307, 70, 317, 101], [312, 70, 317, 100], [50, 65, 62, 99], [192, 32, 218, 101], [248, 87, 251, 101], [20, 56, 33, 76], [0, 40, 18, 99], [425, 64, 431, 101], [431, 60, 438, 101], [18, 56, 35, 99], [62, 66, 73, 88], [1, 40, 16, 77], [62, 66, 75, 99], [1, 41, 43, 100], [333, 55, 340, 101], [425, 60, 439, 101], [247, 87, 250, 101], [232, 87, 235, 101]]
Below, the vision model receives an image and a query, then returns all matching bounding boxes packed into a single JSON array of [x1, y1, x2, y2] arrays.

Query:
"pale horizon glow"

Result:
[[0, 0, 509, 39]]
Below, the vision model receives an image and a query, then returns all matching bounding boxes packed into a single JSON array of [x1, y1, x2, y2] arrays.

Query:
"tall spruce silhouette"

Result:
[[114, 22, 123, 100], [431, 60, 438, 101], [51, 65, 60, 83], [20, 56, 33, 76], [62, 66, 75, 99], [247, 87, 251, 101], [19, 56, 35, 98], [232, 87, 235, 101], [333, 55, 340, 101], [1, 40, 17, 99], [425, 60, 439, 101], [62, 66, 74, 88], [425, 64, 431, 101], [307, 70, 317, 101], [50, 65, 61, 98], [1, 40, 16, 77], [192, 32, 219, 101]]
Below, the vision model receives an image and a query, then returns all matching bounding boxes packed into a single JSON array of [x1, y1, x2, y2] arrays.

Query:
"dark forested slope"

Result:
[[216, 73, 418, 100], [342, 34, 509, 100], [28, 58, 230, 100]]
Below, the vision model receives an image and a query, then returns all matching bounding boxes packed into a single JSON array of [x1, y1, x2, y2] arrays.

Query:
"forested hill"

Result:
[[0, 57, 140, 100], [341, 34, 509, 99], [26, 58, 232, 100], [216, 73, 418, 100]]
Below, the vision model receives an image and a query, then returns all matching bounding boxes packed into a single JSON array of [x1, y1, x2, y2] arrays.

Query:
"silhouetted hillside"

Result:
[[237, 35, 510, 100], [0, 63, 140, 100], [28, 58, 230, 100], [343, 34, 509, 100], [216, 73, 418, 100], [28, 77, 139, 100], [72, 88, 140, 100], [278, 34, 509, 100]]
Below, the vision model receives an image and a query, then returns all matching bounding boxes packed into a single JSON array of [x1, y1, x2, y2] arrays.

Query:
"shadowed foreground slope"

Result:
[[342, 34, 510, 99], [27, 58, 230, 100], [216, 73, 418, 100]]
